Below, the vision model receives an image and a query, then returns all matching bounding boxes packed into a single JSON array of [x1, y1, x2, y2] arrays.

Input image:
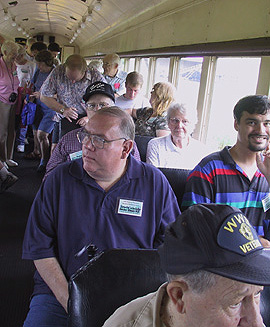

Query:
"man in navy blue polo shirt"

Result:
[[22, 107, 180, 327]]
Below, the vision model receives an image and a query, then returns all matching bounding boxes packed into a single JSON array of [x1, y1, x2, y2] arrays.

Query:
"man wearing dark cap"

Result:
[[103, 203, 270, 327], [44, 81, 140, 178], [22, 107, 180, 326]]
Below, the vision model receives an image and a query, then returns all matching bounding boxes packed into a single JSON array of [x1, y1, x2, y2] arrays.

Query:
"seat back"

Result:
[[134, 135, 153, 162], [158, 167, 190, 209], [68, 249, 166, 327]]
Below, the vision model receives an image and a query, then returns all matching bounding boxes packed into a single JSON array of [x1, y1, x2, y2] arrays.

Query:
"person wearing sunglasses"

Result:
[[22, 107, 180, 327]]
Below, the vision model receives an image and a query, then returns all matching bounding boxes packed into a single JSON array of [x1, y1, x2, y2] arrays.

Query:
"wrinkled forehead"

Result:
[[85, 114, 121, 136]]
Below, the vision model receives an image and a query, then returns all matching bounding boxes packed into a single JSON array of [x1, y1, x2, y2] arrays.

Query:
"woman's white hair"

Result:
[[1, 40, 19, 55], [167, 102, 198, 127]]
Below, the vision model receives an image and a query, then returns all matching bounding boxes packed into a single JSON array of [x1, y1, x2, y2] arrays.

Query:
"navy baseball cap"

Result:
[[158, 204, 270, 286], [83, 81, 115, 103]]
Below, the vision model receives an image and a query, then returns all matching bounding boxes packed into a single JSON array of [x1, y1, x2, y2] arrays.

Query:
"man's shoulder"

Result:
[[103, 284, 166, 327], [117, 70, 128, 79], [148, 135, 167, 148]]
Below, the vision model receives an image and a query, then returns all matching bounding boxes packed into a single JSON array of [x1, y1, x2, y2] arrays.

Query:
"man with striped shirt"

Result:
[[182, 95, 270, 246]]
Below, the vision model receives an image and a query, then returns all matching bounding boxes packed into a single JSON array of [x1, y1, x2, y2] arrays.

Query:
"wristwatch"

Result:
[[59, 106, 65, 114]]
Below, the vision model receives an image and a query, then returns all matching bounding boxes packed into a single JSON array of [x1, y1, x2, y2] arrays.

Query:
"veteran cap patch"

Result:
[[158, 203, 270, 286]]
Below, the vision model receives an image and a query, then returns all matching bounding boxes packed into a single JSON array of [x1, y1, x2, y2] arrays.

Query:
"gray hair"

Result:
[[167, 270, 218, 294], [167, 102, 198, 126], [88, 60, 103, 73], [1, 40, 19, 55], [94, 106, 135, 141]]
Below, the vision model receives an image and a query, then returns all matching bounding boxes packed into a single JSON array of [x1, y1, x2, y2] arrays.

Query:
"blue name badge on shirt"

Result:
[[69, 150, 82, 161], [262, 194, 270, 212], [117, 198, 143, 217]]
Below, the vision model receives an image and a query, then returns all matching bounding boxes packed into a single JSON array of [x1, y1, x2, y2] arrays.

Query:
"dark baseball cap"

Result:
[[83, 81, 115, 103], [158, 203, 270, 286]]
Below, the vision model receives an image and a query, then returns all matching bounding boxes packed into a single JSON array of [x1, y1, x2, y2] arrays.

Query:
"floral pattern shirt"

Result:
[[135, 107, 168, 137], [40, 64, 105, 115]]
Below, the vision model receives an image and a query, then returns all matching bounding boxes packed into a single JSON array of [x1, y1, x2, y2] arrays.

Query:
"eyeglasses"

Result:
[[77, 130, 126, 149], [85, 102, 109, 111], [169, 117, 189, 125]]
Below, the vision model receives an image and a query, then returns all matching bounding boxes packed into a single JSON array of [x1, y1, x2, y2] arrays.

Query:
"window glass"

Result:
[[128, 58, 135, 72], [177, 57, 203, 111], [154, 58, 170, 84], [139, 58, 150, 97], [206, 57, 261, 150]]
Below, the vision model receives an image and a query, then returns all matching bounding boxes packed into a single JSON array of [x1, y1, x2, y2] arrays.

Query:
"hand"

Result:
[[256, 145, 270, 185], [77, 116, 89, 127], [62, 107, 78, 122], [259, 235, 270, 248], [32, 91, 40, 99]]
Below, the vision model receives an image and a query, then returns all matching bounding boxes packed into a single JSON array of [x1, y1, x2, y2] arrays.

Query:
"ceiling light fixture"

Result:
[[94, 0, 102, 11], [77, 28, 81, 33], [4, 9, 9, 21], [80, 22, 86, 29], [86, 8, 93, 22], [17, 25, 22, 31], [11, 18, 16, 26], [22, 30, 26, 35], [74, 32, 78, 37]]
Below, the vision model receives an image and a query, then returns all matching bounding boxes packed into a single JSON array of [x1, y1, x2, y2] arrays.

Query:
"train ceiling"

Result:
[[0, 0, 170, 48]]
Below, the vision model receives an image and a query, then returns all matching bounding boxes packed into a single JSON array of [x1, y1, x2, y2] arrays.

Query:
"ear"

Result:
[[166, 281, 189, 314], [121, 140, 133, 159], [234, 118, 239, 132], [114, 63, 119, 70]]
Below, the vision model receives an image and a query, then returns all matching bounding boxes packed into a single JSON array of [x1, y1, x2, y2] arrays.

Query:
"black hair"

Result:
[[30, 41, 47, 52], [48, 42, 60, 52], [233, 95, 270, 123], [35, 50, 54, 67]]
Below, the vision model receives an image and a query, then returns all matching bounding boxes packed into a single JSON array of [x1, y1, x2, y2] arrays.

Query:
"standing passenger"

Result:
[[48, 42, 61, 66], [103, 53, 127, 97], [22, 107, 180, 326], [40, 54, 105, 143], [0, 41, 20, 167]]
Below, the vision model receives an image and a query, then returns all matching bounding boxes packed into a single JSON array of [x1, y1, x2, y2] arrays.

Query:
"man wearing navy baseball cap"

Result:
[[103, 203, 270, 327]]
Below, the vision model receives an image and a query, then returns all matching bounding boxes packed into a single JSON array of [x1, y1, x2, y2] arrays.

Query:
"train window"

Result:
[[139, 58, 150, 96], [206, 57, 261, 150], [128, 58, 135, 72], [176, 57, 203, 110], [154, 57, 170, 84]]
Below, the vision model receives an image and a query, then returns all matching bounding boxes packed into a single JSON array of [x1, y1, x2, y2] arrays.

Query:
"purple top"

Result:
[[22, 155, 180, 296], [40, 64, 106, 114]]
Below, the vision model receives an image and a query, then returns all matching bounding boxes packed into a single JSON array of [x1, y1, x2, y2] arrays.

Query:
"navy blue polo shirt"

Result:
[[22, 155, 180, 296]]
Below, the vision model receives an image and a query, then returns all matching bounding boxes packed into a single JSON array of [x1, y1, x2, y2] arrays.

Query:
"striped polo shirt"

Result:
[[182, 146, 270, 236]]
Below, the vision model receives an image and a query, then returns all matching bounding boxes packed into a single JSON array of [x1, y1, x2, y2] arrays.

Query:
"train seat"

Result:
[[67, 249, 166, 327], [158, 167, 190, 209], [134, 135, 153, 162]]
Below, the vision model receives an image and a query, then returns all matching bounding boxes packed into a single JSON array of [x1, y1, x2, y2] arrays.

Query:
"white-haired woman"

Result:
[[0, 41, 20, 167], [146, 102, 210, 169]]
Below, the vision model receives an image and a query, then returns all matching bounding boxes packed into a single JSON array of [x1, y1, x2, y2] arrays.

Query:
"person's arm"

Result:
[[44, 134, 71, 179], [146, 139, 160, 167], [40, 95, 78, 122], [34, 257, 69, 312]]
